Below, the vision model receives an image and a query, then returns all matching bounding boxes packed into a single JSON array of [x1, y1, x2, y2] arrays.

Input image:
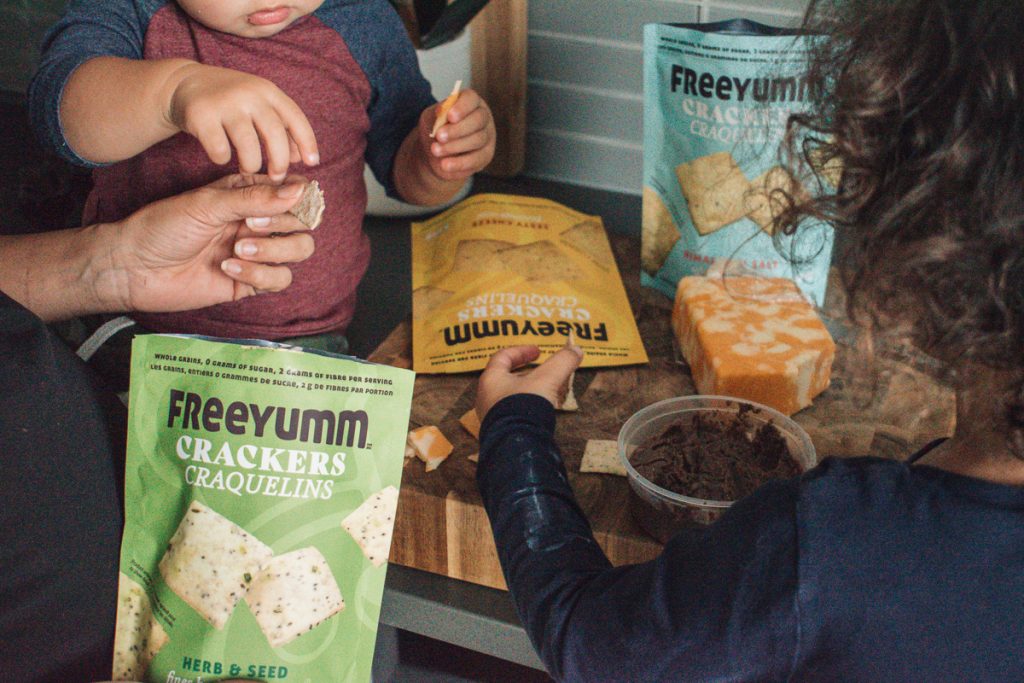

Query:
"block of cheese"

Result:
[[672, 276, 835, 416], [407, 426, 453, 472]]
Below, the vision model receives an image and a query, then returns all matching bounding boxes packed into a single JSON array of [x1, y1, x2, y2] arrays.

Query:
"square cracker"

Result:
[[112, 573, 170, 681], [641, 186, 680, 275], [158, 501, 273, 629], [341, 485, 399, 567], [450, 239, 515, 273], [412, 285, 453, 321], [676, 152, 751, 235], [745, 166, 809, 235], [288, 180, 325, 229], [497, 240, 585, 282], [580, 439, 626, 476], [247, 546, 345, 648], [559, 220, 614, 269]]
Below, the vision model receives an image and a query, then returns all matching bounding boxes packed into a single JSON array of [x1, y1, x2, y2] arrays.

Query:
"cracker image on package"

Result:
[[412, 193, 648, 373], [119, 334, 414, 681], [341, 485, 400, 567], [247, 547, 346, 647], [676, 151, 752, 235], [560, 220, 615, 269], [159, 501, 273, 629], [745, 166, 810, 235], [112, 574, 170, 681], [642, 21, 835, 306], [642, 186, 681, 275]]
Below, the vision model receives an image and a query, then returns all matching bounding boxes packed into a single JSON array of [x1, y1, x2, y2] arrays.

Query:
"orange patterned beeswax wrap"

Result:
[[412, 194, 649, 373]]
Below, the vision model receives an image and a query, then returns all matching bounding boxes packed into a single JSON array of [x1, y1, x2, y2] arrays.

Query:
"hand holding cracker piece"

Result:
[[475, 343, 584, 420], [418, 83, 496, 181]]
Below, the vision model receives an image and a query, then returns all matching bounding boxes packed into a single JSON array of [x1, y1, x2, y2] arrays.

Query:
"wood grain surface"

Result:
[[372, 235, 957, 590], [470, 0, 527, 177]]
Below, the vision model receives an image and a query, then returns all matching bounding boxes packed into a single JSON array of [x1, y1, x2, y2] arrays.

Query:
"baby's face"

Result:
[[177, 0, 325, 38]]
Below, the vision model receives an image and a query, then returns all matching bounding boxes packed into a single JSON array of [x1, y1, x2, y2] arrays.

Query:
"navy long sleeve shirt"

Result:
[[478, 394, 1024, 682]]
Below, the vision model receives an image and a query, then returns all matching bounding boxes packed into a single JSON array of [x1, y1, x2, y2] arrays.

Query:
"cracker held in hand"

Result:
[[431, 80, 462, 138], [112, 573, 170, 681], [676, 151, 751, 236], [247, 547, 345, 648], [641, 185, 680, 274], [580, 439, 627, 476], [158, 501, 273, 629], [341, 485, 400, 568], [288, 180, 325, 229]]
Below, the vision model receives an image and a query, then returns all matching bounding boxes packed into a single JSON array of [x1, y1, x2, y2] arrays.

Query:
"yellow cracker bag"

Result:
[[412, 193, 648, 373]]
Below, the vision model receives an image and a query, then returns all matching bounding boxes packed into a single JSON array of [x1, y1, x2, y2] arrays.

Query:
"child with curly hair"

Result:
[[474, 1, 1024, 679]]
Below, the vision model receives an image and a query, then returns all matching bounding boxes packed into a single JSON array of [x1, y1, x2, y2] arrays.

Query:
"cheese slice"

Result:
[[407, 426, 453, 472], [459, 408, 481, 440], [672, 276, 835, 416]]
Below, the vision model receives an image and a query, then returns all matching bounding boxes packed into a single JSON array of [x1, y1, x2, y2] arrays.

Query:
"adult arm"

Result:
[[476, 351, 802, 681], [0, 175, 313, 322]]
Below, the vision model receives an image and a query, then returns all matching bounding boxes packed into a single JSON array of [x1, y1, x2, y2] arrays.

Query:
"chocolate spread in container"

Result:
[[628, 404, 801, 541]]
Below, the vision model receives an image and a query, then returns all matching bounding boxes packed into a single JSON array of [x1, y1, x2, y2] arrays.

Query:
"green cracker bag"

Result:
[[113, 335, 414, 682]]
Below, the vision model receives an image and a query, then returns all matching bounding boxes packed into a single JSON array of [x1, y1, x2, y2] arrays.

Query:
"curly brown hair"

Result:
[[779, 0, 1024, 453]]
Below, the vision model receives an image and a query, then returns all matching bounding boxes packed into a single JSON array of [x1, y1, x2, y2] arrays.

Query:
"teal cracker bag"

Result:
[[641, 19, 834, 305], [113, 334, 414, 682]]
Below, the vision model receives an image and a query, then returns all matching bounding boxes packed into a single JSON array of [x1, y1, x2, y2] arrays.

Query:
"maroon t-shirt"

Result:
[[63, 2, 431, 340]]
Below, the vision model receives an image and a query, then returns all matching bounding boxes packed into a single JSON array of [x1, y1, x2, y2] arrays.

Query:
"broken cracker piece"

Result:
[[580, 439, 626, 476], [288, 180, 325, 230], [467, 453, 479, 463], [431, 80, 462, 138], [407, 425, 453, 472]]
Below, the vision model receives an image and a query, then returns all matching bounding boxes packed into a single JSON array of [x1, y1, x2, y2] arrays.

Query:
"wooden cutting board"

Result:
[[370, 235, 957, 590]]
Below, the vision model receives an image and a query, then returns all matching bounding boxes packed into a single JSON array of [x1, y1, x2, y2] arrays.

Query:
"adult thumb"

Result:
[[198, 179, 305, 225]]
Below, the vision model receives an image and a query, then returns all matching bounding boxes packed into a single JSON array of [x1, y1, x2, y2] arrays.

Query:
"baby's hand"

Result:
[[167, 64, 319, 182], [420, 88, 496, 180]]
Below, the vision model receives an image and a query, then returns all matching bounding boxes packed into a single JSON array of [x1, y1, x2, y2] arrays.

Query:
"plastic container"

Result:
[[617, 395, 816, 543]]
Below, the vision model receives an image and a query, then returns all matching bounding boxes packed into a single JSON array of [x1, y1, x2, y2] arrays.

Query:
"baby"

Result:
[[29, 0, 495, 343]]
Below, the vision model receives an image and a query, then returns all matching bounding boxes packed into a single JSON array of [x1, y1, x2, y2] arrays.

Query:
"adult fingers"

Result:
[[232, 231, 315, 265], [220, 259, 294, 294], [193, 179, 305, 226]]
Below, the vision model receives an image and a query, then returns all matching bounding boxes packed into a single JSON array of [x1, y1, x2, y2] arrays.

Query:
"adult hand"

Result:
[[418, 88, 496, 181], [168, 63, 319, 181], [115, 174, 315, 313], [475, 344, 584, 421]]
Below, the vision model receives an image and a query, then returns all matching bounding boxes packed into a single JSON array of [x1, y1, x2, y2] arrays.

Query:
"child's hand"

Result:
[[419, 88, 496, 180], [475, 345, 584, 421], [167, 64, 319, 182]]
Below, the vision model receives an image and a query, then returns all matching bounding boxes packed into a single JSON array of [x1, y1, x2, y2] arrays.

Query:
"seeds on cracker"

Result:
[[676, 151, 751, 236], [158, 501, 273, 629], [341, 485, 399, 568], [112, 573, 170, 681], [641, 185, 680, 274], [744, 166, 809, 235], [246, 547, 345, 648], [407, 425, 453, 472], [288, 180, 325, 229], [431, 80, 462, 138], [560, 220, 614, 269], [580, 439, 626, 476]]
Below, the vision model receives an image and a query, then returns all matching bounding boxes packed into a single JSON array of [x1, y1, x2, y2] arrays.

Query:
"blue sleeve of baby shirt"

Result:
[[315, 0, 435, 199], [27, 0, 167, 167]]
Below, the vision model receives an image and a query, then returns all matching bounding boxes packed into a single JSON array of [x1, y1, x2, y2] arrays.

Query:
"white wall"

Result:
[[524, 0, 810, 194]]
